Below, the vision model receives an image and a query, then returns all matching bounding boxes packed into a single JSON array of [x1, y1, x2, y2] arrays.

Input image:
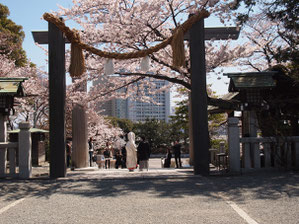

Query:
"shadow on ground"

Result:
[[1, 170, 298, 203]]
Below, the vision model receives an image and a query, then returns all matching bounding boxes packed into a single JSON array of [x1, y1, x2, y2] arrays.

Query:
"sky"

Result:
[[1, 0, 232, 97]]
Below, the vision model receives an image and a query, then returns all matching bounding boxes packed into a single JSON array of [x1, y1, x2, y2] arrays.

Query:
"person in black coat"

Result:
[[137, 136, 151, 171], [172, 140, 182, 168], [164, 147, 172, 168], [121, 146, 127, 168], [114, 149, 122, 169]]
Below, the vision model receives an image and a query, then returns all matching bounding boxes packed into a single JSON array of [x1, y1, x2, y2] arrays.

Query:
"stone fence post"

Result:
[[0, 114, 7, 178], [18, 122, 32, 179], [295, 141, 299, 170], [228, 117, 241, 173]]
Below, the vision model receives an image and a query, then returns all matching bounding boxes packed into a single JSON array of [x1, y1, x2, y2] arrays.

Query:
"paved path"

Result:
[[0, 159, 299, 224]]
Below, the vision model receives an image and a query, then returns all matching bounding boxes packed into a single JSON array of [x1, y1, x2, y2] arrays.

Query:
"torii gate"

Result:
[[32, 15, 239, 177], [33, 22, 88, 178]]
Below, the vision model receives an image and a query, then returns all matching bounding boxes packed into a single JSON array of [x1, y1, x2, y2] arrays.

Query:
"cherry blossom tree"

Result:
[[53, 0, 249, 106], [0, 50, 47, 129], [0, 6, 48, 130], [229, 0, 298, 75]]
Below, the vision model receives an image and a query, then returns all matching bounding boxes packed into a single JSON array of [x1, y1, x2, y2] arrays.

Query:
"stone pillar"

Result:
[[228, 117, 240, 173], [18, 122, 32, 179], [294, 140, 299, 170], [242, 111, 259, 168], [252, 142, 260, 168], [273, 142, 280, 167], [263, 142, 272, 168], [72, 104, 88, 168], [249, 112, 260, 168], [0, 114, 7, 178], [9, 147, 16, 175], [242, 142, 251, 169], [188, 94, 193, 165], [285, 142, 292, 170]]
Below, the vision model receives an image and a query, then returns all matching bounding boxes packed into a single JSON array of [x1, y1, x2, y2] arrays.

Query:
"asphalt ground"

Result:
[[0, 159, 299, 224]]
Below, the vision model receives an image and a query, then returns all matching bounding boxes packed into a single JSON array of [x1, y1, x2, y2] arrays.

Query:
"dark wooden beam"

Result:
[[32, 27, 240, 44], [185, 27, 240, 41], [32, 31, 70, 44], [190, 18, 210, 176], [48, 22, 66, 178]]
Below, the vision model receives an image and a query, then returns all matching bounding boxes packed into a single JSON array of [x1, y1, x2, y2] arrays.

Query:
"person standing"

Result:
[[137, 136, 150, 171], [66, 141, 72, 168], [121, 146, 127, 168], [173, 140, 182, 168], [164, 147, 172, 168], [88, 137, 94, 167], [125, 132, 137, 172], [104, 142, 112, 169], [114, 148, 122, 169]]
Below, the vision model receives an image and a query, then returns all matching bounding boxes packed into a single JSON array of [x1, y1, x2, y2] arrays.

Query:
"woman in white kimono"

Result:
[[125, 132, 137, 171]]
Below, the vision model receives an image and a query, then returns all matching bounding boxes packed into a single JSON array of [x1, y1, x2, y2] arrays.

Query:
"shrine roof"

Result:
[[7, 128, 49, 133], [223, 72, 277, 92], [0, 77, 28, 96]]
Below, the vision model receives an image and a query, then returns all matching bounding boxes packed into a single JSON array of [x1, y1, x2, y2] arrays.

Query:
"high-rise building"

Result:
[[96, 79, 171, 122], [127, 79, 170, 122]]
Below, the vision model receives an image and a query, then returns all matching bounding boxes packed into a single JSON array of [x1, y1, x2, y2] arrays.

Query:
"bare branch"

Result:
[[90, 77, 145, 101], [118, 72, 191, 89]]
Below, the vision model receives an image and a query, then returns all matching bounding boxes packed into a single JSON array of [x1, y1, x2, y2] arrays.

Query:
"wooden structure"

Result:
[[220, 69, 299, 172], [187, 19, 239, 175], [224, 70, 299, 136], [0, 78, 27, 177], [32, 23, 89, 178], [32, 15, 240, 176], [0, 78, 27, 114]]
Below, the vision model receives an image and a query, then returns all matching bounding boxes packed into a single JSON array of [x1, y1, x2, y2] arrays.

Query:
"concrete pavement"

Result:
[[0, 159, 299, 224]]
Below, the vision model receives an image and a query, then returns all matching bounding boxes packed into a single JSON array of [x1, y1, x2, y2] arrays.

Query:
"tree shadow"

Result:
[[0, 170, 298, 203]]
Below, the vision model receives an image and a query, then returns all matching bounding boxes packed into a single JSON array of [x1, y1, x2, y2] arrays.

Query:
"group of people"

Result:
[[163, 140, 182, 169], [126, 132, 151, 172], [68, 133, 182, 171], [87, 132, 151, 171]]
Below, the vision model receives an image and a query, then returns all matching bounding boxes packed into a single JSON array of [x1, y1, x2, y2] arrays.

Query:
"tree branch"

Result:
[[89, 76, 145, 101], [118, 72, 191, 89]]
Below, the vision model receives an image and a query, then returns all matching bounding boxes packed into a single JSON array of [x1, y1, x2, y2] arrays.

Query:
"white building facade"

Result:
[[96, 79, 171, 122], [127, 79, 170, 122]]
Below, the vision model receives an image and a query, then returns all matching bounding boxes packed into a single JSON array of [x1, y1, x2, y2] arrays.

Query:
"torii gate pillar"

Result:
[[48, 21, 66, 178], [189, 19, 209, 175], [33, 22, 90, 177]]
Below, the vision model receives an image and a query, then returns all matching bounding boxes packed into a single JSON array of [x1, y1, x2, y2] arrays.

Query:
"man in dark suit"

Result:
[[137, 136, 151, 171]]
